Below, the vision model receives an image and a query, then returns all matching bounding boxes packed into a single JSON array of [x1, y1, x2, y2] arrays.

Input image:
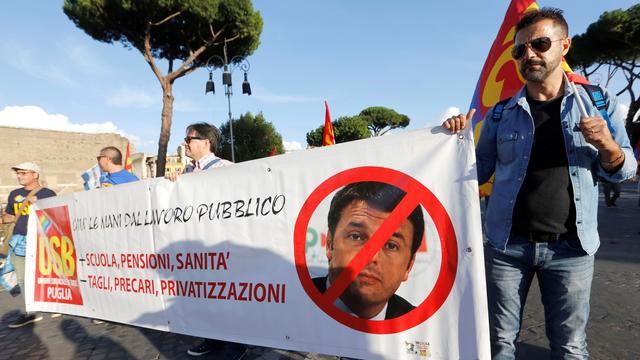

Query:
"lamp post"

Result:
[[205, 42, 251, 163]]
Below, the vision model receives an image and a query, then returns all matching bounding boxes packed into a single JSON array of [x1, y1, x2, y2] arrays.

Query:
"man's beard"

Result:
[[519, 57, 559, 83]]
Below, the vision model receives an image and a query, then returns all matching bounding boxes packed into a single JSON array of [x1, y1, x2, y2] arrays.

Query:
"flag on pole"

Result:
[[469, 0, 538, 196], [322, 100, 336, 146], [470, 0, 618, 195], [563, 61, 616, 135], [124, 143, 133, 172], [561, 60, 590, 85], [469, 0, 538, 131], [81, 164, 105, 190], [470, 0, 590, 139]]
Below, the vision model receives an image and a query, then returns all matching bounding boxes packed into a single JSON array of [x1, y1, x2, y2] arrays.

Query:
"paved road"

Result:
[[0, 184, 638, 359]]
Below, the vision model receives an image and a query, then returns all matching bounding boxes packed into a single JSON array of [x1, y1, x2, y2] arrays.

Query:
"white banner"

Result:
[[25, 128, 489, 359]]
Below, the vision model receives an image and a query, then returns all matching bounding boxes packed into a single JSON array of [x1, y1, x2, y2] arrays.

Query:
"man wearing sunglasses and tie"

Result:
[[443, 8, 635, 359]]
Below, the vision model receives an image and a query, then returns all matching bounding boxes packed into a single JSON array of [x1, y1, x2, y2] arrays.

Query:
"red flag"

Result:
[[469, 0, 538, 196], [124, 143, 133, 172], [469, 0, 538, 129], [561, 58, 590, 85], [270, 146, 278, 156], [322, 100, 335, 146]]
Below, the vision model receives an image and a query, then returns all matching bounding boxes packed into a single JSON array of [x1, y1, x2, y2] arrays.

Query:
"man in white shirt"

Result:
[[169, 123, 245, 359], [166, 122, 232, 181]]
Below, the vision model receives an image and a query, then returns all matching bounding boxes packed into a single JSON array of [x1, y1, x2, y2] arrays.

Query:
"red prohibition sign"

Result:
[[294, 166, 458, 334]]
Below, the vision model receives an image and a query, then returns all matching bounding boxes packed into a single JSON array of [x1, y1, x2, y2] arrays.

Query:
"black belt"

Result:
[[512, 230, 562, 243]]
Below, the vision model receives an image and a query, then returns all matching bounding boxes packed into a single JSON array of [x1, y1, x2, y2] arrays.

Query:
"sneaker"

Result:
[[9, 285, 21, 297], [223, 343, 248, 360], [91, 319, 105, 325], [8, 313, 43, 328], [187, 339, 222, 357]]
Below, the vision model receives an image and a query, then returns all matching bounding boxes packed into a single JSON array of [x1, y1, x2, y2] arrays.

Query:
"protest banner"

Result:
[[25, 127, 489, 359]]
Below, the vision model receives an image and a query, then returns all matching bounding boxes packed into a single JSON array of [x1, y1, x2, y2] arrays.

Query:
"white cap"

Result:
[[11, 162, 41, 174]]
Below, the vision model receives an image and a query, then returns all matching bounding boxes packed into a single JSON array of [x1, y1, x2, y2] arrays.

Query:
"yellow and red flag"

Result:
[[470, 0, 538, 196], [470, 0, 538, 132], [124, 143, 133, 172], [322, 100, 336, 146], [562, 59, 590, 85], [470, 0, 592, 196]]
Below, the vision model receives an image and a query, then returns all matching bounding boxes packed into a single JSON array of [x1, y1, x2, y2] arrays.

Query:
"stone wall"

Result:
[[0, 126, 132, 204]]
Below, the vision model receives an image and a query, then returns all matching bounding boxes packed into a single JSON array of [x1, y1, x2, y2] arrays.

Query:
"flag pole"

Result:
[[570, 81, 589, 118]]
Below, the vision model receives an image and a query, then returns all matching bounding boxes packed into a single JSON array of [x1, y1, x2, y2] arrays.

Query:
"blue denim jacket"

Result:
[[477, 76, 636, 255]]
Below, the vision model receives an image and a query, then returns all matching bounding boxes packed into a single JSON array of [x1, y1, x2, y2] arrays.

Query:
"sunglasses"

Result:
[[511, 37, 563, 60], [96, 155, 108, 161], [15, 171, 34, 176], [184, 136, 205, 144]]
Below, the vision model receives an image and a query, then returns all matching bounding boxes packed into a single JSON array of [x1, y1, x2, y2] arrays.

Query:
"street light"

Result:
[[205, 42, 251, 163]]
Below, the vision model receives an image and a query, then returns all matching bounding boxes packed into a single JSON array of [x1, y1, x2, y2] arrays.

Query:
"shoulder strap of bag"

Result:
[[1, 186, 41, 243], [13, 186, 43, 223], [491, 97, 512, 122], [201, 158, 221, 170], [581, 83, 615, 135]]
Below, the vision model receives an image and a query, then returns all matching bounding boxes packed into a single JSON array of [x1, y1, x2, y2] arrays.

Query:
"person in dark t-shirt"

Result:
[[1, 162, 56, 329]]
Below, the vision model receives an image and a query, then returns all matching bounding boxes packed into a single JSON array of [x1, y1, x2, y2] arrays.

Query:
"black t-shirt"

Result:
[[511, 96, 577, 234], [5, 187, 57, 235]]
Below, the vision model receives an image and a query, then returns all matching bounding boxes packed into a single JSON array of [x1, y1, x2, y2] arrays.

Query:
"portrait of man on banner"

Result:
[[312, 181, 424, 320]]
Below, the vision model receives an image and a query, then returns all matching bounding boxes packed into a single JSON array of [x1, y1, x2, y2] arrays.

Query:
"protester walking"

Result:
[[91, 146, 139, 325], [602, 181, 621, 207], [165, 123, 244, 360], [1, 162, 56, 328], [97, 146, 139, 186]]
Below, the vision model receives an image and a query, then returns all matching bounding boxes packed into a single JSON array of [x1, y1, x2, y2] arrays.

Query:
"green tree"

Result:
[[566, 4, 640, 132], [306, 115, 371, 147], [63, 0, 263, 176], [219, 112, 284, 162], [359, 106, 410, 136]]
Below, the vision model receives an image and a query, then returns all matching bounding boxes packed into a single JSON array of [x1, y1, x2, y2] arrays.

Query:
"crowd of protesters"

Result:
[[0, 122, 250, 359]]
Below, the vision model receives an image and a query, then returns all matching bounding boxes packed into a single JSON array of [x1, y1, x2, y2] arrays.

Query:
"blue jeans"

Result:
[[484, 234, 594, 359]]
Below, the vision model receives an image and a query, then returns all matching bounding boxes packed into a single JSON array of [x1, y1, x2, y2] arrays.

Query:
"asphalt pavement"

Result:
[[0, 183, 638, 360]]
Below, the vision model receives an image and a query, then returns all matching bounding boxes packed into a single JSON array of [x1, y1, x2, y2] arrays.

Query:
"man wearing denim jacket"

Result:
[[443, 8, 635, 360]]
